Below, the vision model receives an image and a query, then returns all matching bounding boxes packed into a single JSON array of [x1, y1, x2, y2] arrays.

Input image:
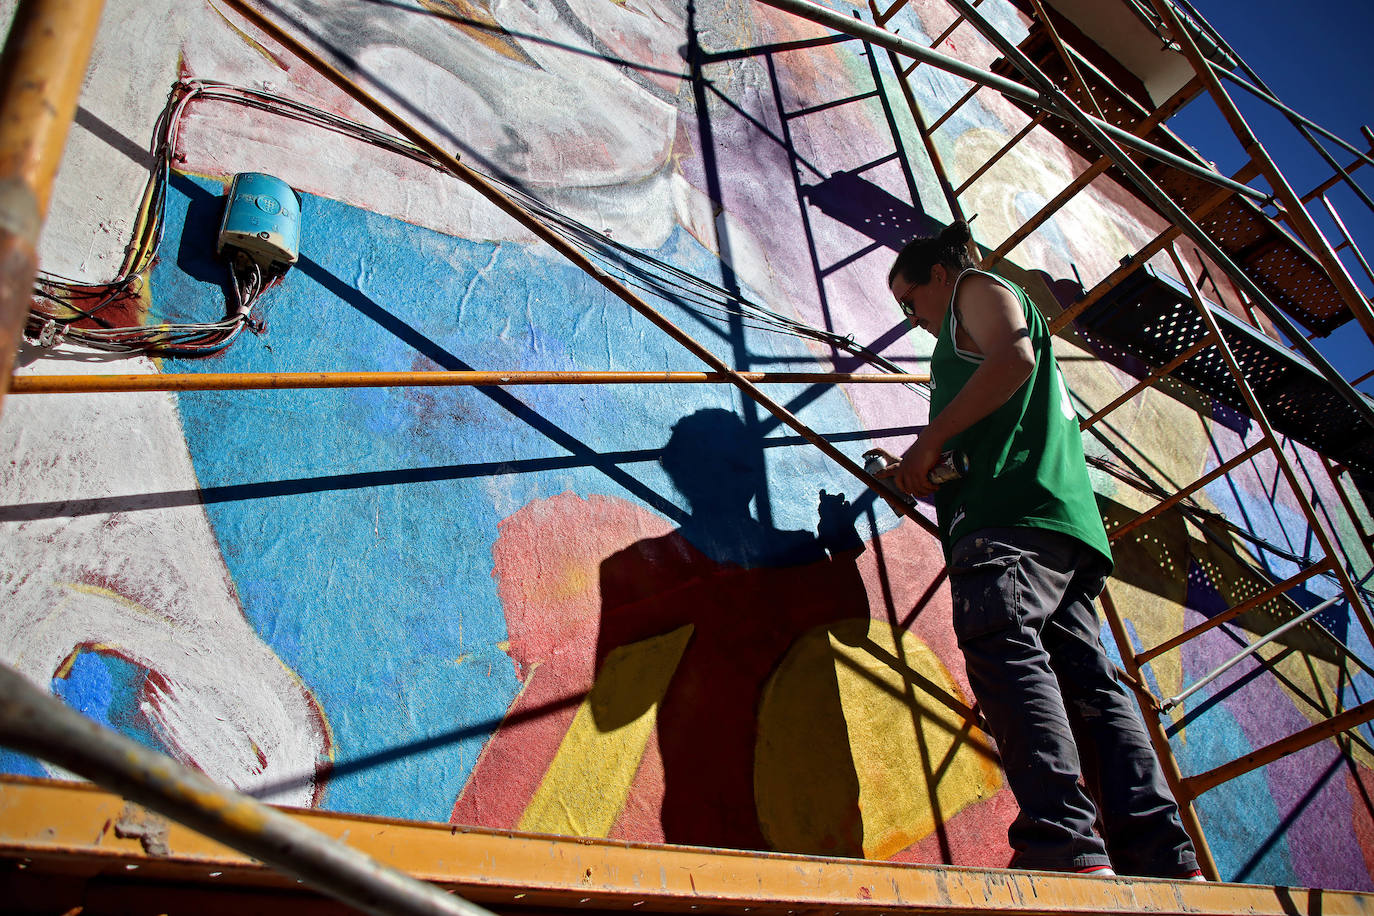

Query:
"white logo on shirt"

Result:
[[1055, 364, 1076, 421]]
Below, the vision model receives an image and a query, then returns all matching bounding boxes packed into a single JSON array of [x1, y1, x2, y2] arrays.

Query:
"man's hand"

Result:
[[869, 440, 943, 499], [869, 273, 1036, 510]]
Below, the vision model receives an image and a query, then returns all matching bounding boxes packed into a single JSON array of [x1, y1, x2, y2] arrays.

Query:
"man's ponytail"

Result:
[[889, 220, 976, 286]]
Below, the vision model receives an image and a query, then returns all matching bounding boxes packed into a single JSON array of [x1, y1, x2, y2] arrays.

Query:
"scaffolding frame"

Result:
[[15, 775, 1374, 916], [4, 0, 1374, 903], [755, 0, 1374, 882]]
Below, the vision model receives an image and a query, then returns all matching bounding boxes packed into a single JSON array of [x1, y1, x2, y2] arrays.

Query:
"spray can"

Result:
[[927, 450, 970, 486], [862, 448, 968, 491], [862, 449, 913, 506]]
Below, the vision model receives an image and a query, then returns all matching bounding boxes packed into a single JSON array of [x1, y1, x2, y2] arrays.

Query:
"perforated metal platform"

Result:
[[1076, 265, 1374, 481], [989, 18, 1353, 336]]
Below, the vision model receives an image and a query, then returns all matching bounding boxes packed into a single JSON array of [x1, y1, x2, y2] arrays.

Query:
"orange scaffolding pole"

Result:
[[12, 775, 1374, 914], [1025, 0, 1107, 124], [953, 112, 1047, 196], [1079, 334, 1218, 431], [984, 80, 1200, 272], [1300, 133, 1374, 204], [1182, 699, 1374, 799], [0, 0, 106, 413], [1048, 163, 1257, 335], [1098, 588, 1219, 880], [1135, 559, 1334, 666], [1321, 455, 1374, 568], [1147, 0, 1374, 345], [8, 370, 932, 395], [1106, 441, 1269, 544], [928, 82, 982, 134], [1168, 244, 1374, 651]]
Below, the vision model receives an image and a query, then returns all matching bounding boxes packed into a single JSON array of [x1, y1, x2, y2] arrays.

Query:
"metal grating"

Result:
[[987, 20, 1353, 335], [1156, 169, 1350, 334], [1076, 265, 1374, 478]]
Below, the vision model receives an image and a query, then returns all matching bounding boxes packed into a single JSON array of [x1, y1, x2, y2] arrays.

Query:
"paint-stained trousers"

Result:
[[948, 526, 1200, 876]]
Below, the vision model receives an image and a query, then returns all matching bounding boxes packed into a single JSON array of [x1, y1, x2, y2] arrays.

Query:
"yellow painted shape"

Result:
[[518, 624, 692, 837], [540, 558, 596, 606], [757, 619, 1001, 860]]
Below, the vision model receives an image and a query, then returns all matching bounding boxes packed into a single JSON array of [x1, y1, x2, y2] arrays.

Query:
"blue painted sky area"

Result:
[[141, 173, 885, 821], [1166, 0, 1374, 396]]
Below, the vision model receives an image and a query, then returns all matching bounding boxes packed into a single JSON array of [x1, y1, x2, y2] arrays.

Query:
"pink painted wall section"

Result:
[[455, 491, 1009, 861]]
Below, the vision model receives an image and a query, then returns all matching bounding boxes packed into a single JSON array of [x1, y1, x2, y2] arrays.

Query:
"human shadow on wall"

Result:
[[593, 408, 869, 854]]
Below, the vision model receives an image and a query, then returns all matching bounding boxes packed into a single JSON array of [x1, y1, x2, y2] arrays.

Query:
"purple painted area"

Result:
[[1268, 743, 1365, 889], [1179, 600, 1368, 888]]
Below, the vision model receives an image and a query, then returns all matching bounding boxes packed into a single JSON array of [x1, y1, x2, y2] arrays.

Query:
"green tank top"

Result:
[[928, 269, 1112, 569]]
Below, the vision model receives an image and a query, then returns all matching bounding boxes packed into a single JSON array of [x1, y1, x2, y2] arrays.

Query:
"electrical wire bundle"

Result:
[[28, 81, 239, 354], [30, 255, 267, 355], [27, 81, 329, 355], [28, 78, 925, 385]]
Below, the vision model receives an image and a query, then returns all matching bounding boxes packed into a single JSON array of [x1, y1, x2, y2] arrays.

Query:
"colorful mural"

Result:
[[2, 0, 1372, 892]]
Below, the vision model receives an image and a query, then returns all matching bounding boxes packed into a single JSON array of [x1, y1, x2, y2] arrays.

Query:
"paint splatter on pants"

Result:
[[948, 526, 1200, 877]]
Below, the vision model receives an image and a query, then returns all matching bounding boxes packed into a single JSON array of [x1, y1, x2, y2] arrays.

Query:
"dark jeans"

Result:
[[948, 526, 1199, 877]]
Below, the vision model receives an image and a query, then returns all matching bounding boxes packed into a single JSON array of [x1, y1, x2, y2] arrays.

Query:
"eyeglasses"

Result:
[[893, 277, 919, 318]]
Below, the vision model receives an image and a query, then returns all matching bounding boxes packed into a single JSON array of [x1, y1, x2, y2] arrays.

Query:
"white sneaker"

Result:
[[1075, 865, 1117, 877]]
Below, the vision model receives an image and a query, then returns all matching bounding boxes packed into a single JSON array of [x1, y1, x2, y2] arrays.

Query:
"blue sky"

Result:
[[1166, 0, 1374, 395]]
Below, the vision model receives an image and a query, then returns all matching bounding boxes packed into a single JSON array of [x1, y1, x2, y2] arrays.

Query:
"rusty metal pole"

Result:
[[0, 0, 105, 415], [984, 79, 1201, 272], [1320, 455, 1374, 569], [8, 369, 931, 395], [0, 662, 494, 916], [1025, 0, 1107, 124], [871, 0, 910, 27], [751, 0, 1267, 204], [1182, 698, 1374, 799], [1046, 170, 1247, 334], [1317, 194, 1374, 292], [1135, 560, 1334, 666], [1167, 242, 1374, 651], [1301, 140, 1374, 204], [952, 112, 1048, 197], [1098, 587, 1220, 880], [928, 0, 1374, 432], [1078, 334, 1217, 431], [1106, 441, 1268, 543]]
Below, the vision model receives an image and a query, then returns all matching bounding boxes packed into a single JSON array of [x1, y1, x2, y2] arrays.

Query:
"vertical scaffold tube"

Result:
[[0, 0, 105, 413]]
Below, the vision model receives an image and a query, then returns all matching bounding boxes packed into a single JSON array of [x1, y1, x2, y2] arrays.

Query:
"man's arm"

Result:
[[882, 274, 1035, 497]]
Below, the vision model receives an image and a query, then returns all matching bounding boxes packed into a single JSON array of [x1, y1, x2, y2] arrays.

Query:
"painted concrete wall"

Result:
[[2, 0, 1372, 890]]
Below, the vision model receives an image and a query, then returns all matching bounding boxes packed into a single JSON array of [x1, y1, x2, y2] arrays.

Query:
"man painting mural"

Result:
[[872, 221, 1204, 879]]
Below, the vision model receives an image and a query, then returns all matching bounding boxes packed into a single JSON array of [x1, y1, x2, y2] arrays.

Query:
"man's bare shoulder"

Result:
[[955, 271, 1023, 322], [957, 270, 1017, 299]]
